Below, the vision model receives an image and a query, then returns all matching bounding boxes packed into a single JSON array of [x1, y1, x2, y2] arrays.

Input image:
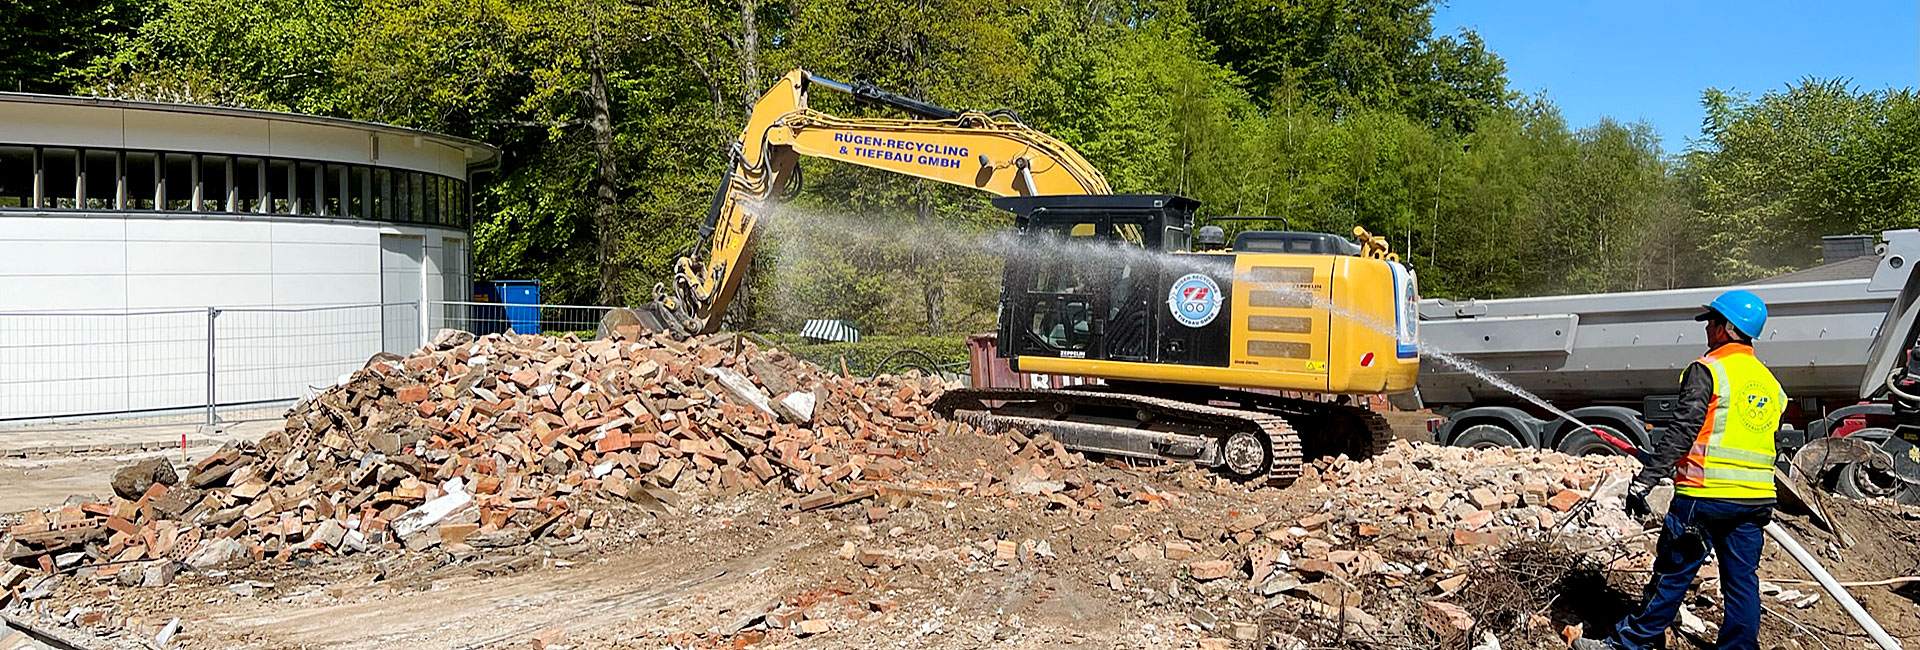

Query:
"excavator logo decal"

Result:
[[1168, 273, 1222, 328]]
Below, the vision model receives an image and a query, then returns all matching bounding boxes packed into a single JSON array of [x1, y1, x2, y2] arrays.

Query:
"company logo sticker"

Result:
[[1737, 382, 1777, 428], [1167, 273, 1223, 328]]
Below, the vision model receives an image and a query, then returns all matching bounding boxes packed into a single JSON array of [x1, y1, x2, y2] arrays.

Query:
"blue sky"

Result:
[[1431, 1, 1919, 153]]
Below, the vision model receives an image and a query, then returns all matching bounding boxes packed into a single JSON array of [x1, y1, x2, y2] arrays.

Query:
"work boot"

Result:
[[1569, 639, 1614, 650]]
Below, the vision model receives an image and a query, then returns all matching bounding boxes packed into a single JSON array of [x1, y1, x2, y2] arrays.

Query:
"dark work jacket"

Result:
[[1633, 342, 1776, 506]]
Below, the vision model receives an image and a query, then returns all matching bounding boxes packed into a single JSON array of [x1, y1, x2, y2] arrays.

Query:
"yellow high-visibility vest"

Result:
[[1675, 343, 1785, 500]]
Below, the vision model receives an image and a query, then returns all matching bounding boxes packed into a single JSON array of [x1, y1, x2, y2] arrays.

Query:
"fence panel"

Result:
[[215, 303, 412, 408], [0, 302, 422, 425], [434, 301, 615, 339], [0, 309, 206, 420]]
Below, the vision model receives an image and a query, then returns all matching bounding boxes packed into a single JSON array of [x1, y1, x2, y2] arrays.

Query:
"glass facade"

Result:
[[0, 144, 470, 228]]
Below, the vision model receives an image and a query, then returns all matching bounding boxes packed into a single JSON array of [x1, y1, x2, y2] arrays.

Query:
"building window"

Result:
[[295, 161, 321, 215], [424, 174, 440, 225], [83, 150, 118, 210], [324, 164, 346, 216], [163, 153, 194, 211], [349, 166, 369, 218], [0, 147, 35, 208], [232, 157, 261, 212], [0, 142, 471, 226], [447, 177, 459, 225], [392, 170, 411, 222], [199, 155, 230, 211], [374, 168, 391, 220], [266, 159, 291, 213], [453, 179, 467, 227], [40, 148, 77, 209], [125, 152, 157, 210], [409, 172, 425, 222]]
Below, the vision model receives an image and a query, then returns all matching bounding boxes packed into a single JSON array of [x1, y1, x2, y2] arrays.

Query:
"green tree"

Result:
[[80, 0, 354, 112], [0, 0, 146, 94], [1191, 0, 1511, 131], [1689, 79, 1920, 280]]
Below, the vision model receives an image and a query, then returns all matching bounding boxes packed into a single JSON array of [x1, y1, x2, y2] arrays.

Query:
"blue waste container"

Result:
[[493, 280, 542, 334]]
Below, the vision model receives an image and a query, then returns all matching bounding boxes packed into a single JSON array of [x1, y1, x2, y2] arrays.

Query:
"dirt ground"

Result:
[[9, 425, 1918, 650], [0, 448, 226, 515]]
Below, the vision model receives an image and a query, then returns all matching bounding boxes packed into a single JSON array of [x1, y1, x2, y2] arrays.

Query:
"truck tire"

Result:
[[1451, 423, 1523, 449], [1557, 425, 1632, 456], [1825, 428, 1920, 504]]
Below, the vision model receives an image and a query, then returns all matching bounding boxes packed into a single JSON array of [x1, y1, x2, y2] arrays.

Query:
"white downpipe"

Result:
[[1763, 522, 1903, 650]]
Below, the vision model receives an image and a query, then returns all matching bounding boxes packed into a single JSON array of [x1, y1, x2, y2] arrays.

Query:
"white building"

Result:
[[0, 94, 500, 421]]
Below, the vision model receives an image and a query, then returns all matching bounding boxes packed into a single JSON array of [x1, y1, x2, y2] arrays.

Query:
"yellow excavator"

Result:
[[643, 69, 1421, 484]]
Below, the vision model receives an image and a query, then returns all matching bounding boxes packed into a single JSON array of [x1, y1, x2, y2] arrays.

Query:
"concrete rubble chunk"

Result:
[[431, 329, 475, 350], [140, 560, 180, 587], [390, 478, 472, 540], [306, 519, 348, 549], [185, 538, 251, 570], [775, 391, 817, 424], [704, 367, 777, 418], [111, 457, 179, 500]]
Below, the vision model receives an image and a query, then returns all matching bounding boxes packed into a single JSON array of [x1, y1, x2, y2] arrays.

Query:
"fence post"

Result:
[[205, 306, 221, 428], [419, 296, 431, 351]]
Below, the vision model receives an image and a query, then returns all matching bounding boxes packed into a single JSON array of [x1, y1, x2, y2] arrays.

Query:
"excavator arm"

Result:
[[643, 69, 1113, 335]]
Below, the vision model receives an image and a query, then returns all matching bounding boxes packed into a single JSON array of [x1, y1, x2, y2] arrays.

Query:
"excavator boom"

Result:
[[644, 69, 1111, 335]]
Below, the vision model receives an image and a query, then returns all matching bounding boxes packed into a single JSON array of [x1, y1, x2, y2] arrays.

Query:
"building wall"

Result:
[[0, 212, 464, 311], [0, 97, 477, 178], [0, 211, 471, 420], [0, 95, 493, 422]]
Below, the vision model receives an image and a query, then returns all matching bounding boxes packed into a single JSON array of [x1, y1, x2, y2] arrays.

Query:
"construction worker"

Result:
[[1575, 289, 1784, 650]]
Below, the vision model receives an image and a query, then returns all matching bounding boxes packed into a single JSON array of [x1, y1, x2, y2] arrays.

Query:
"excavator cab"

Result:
[[994, 194, 1237, 370]]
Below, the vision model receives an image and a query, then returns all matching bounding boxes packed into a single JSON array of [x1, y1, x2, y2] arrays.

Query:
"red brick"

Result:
[[397, 385, 430, 403], [439, 522, 480, 544], [1188, 559, 1234, 581], [594, 431, 631, 454], [1451, 529, 1502, 547], [1547, 489, 1584, 512], [531, 628, 567, 649], [1460, 509, 1495, 530], [1422, 601, 1475, 638]]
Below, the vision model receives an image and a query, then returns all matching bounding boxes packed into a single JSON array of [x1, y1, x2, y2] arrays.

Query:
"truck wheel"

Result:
[[1827, 428, 1917, 502], [1451, 424, 1523, 449], [1557, 425, 1632, 456], [1830, 461, 1911, 501]]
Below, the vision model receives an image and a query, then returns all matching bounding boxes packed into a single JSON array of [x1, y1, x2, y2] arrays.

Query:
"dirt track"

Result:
[[14, 428, 1918, 650]]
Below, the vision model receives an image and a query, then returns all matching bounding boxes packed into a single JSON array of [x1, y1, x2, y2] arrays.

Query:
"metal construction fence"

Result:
[[0, 300, 628, 426], [434, 300, 616, 339], [0, 302, 419, 425]]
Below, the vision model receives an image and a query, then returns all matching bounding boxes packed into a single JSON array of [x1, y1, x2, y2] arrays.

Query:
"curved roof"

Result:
[[0, 92, 499, 176]]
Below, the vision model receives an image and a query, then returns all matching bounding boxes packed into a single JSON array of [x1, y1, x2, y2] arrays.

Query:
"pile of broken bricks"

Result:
[[1102, 441, 1643, 647], [1, 328, 958, 594]]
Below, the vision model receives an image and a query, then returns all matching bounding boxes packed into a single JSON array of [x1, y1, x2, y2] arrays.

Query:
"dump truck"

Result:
[[1418, 230, 1920, 502]]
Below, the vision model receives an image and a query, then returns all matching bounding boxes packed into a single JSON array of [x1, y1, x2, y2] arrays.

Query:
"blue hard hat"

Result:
[[1696, 289, 1768, 339]]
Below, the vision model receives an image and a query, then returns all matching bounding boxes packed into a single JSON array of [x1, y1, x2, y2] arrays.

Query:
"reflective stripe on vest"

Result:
[[1674, 344, 1784, 500]]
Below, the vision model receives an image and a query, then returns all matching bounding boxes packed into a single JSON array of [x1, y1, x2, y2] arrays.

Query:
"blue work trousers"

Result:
[[1610, 495, 1771, 650]]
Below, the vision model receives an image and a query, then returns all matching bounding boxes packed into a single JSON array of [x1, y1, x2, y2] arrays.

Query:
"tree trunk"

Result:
[[587, 36, 622, 305], [736, 0, 760, 110], [917, 188, 945, 335]]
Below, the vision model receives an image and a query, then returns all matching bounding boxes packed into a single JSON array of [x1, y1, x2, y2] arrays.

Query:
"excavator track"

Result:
[[934, 385, 1398, 487], [933, 388, 1304, 485], [1078, 383, 1397, 461]]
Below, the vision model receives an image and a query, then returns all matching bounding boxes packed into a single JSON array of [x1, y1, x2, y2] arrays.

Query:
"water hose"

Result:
[[1763, 522, 1904, 650]]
